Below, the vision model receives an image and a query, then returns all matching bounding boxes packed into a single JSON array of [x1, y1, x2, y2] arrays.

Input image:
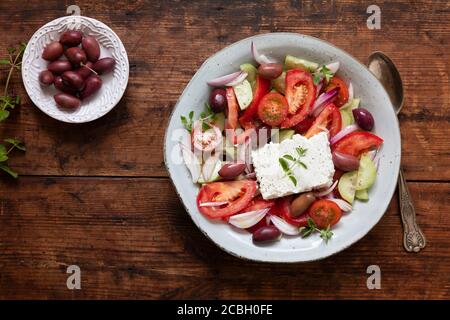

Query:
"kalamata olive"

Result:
[[75, 61, 94, 79], [218, 162, 246, 179], [38, 70, 54, 86], [65, 47, 87, 66], [54, 93, 81, 109], [61, 71, 85, 90], [332, 151, 360, 171], [352, 108, 374, 131], [257, 63, 283, 80], [42, 41, 64, 61], [54, 76, 78, 95], [209, 88, 227, 113], [79, 75, 102, 99], [92, 57, 116, 75], [59, 30, 83, 47], [290, 192, 316, 217], [47, 60, 72, 75], [82, 36, 100, 62], [252, 225, 281, 243]]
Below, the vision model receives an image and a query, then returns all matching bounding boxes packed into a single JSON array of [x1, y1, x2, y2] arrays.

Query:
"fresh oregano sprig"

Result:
[[313, 65, 334, 85], [300, 218, 334, 243], [180, 102, 218, 132], [279, 147, 308, 186], [0, 43, 27, 178]]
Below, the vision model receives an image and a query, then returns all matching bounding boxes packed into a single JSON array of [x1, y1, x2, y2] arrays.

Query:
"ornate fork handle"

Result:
[[399, 169, 426, 252]]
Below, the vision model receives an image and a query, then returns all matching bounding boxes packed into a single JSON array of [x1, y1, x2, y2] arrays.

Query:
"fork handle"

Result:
[[399, 168, 426, 252]]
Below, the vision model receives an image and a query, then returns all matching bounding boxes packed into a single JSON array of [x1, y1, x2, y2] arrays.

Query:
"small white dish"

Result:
[[165, 33, 401, 262], [22, 16, 129, 123]]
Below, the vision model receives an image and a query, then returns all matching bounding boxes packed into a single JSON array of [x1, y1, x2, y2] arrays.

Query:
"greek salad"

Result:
[[179, 42, 383, 245]]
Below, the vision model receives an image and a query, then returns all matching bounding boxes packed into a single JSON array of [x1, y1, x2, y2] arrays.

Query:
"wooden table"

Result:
[[0, 0, 449, 299]]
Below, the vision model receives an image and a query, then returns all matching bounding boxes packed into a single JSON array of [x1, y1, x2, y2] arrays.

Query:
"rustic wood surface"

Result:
[[0, 0, 449, 299]]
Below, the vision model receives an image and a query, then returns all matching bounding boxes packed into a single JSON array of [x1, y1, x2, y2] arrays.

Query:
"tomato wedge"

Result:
[[269, 196, 309, 227], [239, 76, 271, 129], [257, 92, 288, 126], [308, 199, 342, 229], [325, 76, 349, 107], [281, 69, 316, 128], [225, 87, 239, 130], [293, 116, 315, 134], [304, 103, 342, 138], [241, 197, 275, 213], [197, 180, 257, 219], [332, 132, 383, 157]]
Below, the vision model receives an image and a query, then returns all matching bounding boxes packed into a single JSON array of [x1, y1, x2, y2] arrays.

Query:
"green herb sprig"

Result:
[[300, 218, 333, 243], [180, 103, 217, 132], [0, 43, 27, 178], [313, 65, 333, 85], [279, 147, 308, 186]]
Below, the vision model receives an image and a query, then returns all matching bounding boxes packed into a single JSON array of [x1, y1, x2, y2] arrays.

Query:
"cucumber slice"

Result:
[[356, 154, 377, 191], [222, 139, 237, 161], [240, 63, 257, 88], [285, 55, 318, 72], [197, 160, 222, 184], [355, 189, 369, 201], [271, 71, 286, 94], [340, 109, 353, 127], [338, 171, 358, 204], [212, 112, 225, 132], [233, 80, 253, 110], [279, 129, 295, 142]]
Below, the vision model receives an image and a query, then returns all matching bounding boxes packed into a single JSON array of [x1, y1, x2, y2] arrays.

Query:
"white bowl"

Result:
[[164, 33, 401, 262], [22, 16, 129, 123]]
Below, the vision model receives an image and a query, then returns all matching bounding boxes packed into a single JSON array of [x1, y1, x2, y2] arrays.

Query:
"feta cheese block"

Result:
[[251, 132, 335, 199]]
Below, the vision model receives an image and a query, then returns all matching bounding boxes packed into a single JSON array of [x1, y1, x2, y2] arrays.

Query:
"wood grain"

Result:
[[0, 177, 448, 299], [0, 0, 448, 180]]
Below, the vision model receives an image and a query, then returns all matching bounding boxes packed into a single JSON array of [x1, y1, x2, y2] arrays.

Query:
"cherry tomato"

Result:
[[269, 196, 309, 227], [308, 199, 342, 229], [191, 121, 222, 152], [281, 69, 316, 128], [197, 180, 257, 219], [225, 87, 239, 130], [293, 116, 315, 134], [305, 103, 342, 138], [332, 132, 383, 157], [257, 92, 288, 126], [325, 76, 349, 107], [239, 76, 271, 129]]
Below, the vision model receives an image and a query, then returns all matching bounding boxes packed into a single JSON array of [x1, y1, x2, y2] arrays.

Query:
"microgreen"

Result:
[[0, 43, 27, 178], [299, 218, 334, 243]]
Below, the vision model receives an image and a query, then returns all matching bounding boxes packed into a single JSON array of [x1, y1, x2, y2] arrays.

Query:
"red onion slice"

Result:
[[202, 155, 219, 182], [179, 142, 201, 183], [199, 201, 229, 207], [314, 180, 338, 197], [207, 71, 242, 87], [225, 72, 248, 86], [251, 42, 274, 65], [228, 208, 270, 229], [328, 198, 352, 212], [270, 215, 300, 235], [312, 87, 340, 117], [326, 61, 340, 74], [330, 124, 359, 145]]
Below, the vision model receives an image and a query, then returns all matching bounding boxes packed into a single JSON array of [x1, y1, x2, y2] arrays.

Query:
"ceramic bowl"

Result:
[[22, 16, 129, 123], [164, 33, 401, 262]]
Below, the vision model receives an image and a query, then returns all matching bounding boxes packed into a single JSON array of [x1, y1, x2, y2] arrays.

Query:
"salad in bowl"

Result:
[[178, 42, 384, 245]]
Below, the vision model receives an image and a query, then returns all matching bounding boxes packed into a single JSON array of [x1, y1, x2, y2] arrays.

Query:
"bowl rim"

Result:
[[164, 32, 401, 263], [21, 15, 129, 123]]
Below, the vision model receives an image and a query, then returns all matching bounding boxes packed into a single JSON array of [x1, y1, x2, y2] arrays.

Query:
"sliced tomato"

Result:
[[308, 199, 342, 229], [269, 196, 309, 227], [225, 87, 239, 130], [241, 197, 275, 212], [257, 92, 288, 126], [197, 180, 257, 219], [293, 116, 315, 134], [332, 132, 383, 157], [281, 69, 316, 128], [305, 103, 341, 138], [239, 76, 271, 129], [325, 76, 349, 107]]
